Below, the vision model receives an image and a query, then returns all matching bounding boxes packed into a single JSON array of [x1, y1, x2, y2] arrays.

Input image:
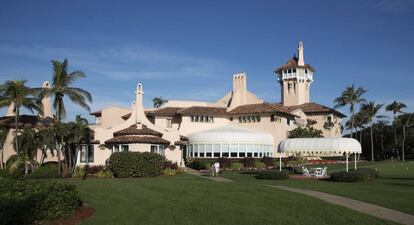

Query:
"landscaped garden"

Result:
[[40, 160, 408, 225]]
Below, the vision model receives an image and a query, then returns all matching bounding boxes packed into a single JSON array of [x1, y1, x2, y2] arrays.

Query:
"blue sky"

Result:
[[0, 0, 413, 122]]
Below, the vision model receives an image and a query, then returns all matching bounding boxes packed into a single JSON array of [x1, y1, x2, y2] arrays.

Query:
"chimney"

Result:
[[41, 81, 53, 118], [5, 102, 15, 116], [298, 41, 304, 66], [135, 83, 144, 125], [228, 73, 247, 110]]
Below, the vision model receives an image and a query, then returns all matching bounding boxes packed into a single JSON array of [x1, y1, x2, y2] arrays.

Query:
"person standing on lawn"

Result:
[[214, 161, 220, 176]]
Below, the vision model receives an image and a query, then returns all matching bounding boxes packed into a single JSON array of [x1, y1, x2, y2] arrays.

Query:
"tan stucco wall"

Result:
[[99, 107, 131, 128], [178, 116, 229, 136], [307, 114, 342, 137]]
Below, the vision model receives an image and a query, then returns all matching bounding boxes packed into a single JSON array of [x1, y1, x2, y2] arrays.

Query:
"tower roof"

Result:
[[275, 56, 315, 74]]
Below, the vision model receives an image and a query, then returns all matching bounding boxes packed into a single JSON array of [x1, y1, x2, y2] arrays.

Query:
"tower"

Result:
[[275, 41, 315, 106]]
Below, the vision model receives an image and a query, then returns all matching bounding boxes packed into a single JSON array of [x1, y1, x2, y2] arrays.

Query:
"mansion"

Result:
[[84, 41, 344, 166], [0, 41, 345, 167]]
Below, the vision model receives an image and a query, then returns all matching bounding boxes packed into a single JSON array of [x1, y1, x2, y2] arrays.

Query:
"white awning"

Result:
[[278, 138, 361, 154], [187, 125, 273, 145]]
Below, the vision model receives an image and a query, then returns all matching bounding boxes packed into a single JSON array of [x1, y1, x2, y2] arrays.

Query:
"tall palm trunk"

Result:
[[370, 124, 374, 161], [402, 125, 406, 162], [57, 142, 62, 175], [14, 106, 19, 157], [393, 113, 399, 159], [350, 110, 354, 139]]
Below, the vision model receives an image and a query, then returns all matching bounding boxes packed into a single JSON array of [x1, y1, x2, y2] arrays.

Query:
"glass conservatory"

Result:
[[187, 125, 274, 158]]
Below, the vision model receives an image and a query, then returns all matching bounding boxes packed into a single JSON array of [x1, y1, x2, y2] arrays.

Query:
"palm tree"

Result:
[[52, 122, 66, 174], [41, 59, 92, 122], [14, 127, 38, 174], [385, 100, 407, 159], [66, 115, 90, 172], [153, 97, 168, 108], [40, 59, 91, 174], [397, 113, 412, 162], [0, 80, 41, 157], [360, 101, 384, 161], [334, 84, 367, 138], [35, 127, 55, 164], [0, 126, 7, 169]]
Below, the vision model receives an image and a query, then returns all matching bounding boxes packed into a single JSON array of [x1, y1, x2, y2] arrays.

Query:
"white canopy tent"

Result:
[[278, 138, 362, 172]]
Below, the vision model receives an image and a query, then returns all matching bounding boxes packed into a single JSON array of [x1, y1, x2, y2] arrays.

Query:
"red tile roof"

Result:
[[227, 102, 297, 117], [146, 107, 184, 116], [113, 124, 163, 137], [275, 56, 315, 74], [273, 102, 346, 118], [105, 135, 170, 145], [177, 106, 227, 116]]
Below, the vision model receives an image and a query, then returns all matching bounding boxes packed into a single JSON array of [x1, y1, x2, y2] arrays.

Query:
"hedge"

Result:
[[255, 170, 289, 180], [108, 152, 166, 178], [0, 177, 81, 225], [330, 168, 379, 182]]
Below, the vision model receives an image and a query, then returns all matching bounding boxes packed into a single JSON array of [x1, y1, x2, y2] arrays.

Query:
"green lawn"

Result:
[[65, 172, 400, 225], [222, 161, 414, 215]]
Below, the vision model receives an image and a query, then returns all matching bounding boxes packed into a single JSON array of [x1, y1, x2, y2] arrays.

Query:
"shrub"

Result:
[[73, 166, 87, 178], [254, 161, 266, 170], [95, 170, 113, 178], [87, 165, 104, 174], [0, 177, 81, 225], [262, 157, 273, 167], [242, 157, 255, 168], [26, 163, 61, 179], [164, 161, 178, 170], [230, 162, 243, 170], [330, 168, 379, 182], [255, 170, 289, 180], [188, 160, 206, 170], [218, 157, 231, 169], [163, 168, 177, 176], [108, 152, 166, 178], [204, 163, 212, 170]]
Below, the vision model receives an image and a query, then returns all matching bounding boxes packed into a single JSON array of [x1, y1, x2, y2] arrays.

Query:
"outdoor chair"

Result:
[[302, 167, 311, 177]]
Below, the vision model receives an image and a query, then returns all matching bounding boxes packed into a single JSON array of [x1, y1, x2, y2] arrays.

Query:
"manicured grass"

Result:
[[223, 161, 414, 215], [65, 174, 397, 225]]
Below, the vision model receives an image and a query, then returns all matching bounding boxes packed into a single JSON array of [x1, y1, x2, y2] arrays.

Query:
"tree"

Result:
[[65, 115, 90, 172], [41, 59, 92, 122], [40, 59, 92, 174], [397, 113, 412, 162], [0, 80, 41, 157], [385, 100, 407, 159], [288, 126, 323, 138], [14, 127, 38, 174], [334, 84, 367, 138], [35, 128, 55, 164], [153, 97, 168, 108], [360, 101, 384, 161]]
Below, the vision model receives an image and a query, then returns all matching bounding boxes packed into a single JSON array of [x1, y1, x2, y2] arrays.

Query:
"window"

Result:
[[121, 145, 129, 152], [271, 114, 281, 122], [190, 115, 214, 123], [191, 116, 194, 122], [305, 69, 308, 74], [293, 69, 296, 73], [238, 115, 261, 123], [270, 114, 275, 122], [288, 69, 292, 73], [80, 145, 94, 163], [166, 119, 172, 128], [151, 145, 165, 156], [114, 145, 119, 153]]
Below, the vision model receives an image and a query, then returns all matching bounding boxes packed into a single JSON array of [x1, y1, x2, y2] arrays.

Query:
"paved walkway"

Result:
[[271, 185, 414, 225], [186, 168, 233, 182]]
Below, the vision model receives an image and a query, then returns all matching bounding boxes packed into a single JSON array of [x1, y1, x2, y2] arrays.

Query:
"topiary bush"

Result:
[[242, 157, 255, 168], [108, 152, 166, 178], [255, 170, 289, 180], [330, 168, 379, 182], [0, 177, 81, 225], [218, 157, 231, 169], [230, 162, 243, 170], [188, 160, 206, 170], [254, 161, 266, 170]]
